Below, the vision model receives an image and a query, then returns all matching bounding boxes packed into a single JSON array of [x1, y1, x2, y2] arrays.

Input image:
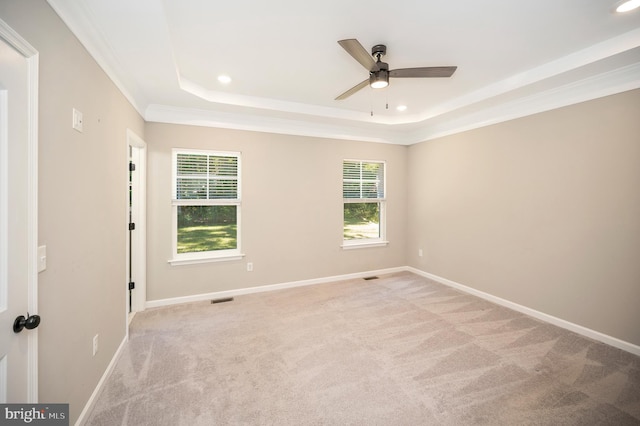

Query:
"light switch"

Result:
[[38, 245, 46, 272], [72, 108, 83, 132]]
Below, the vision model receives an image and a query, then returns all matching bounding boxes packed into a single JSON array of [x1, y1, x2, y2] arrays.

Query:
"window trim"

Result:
[[169, 149, 243, 265], [342, 159, 388, 249]]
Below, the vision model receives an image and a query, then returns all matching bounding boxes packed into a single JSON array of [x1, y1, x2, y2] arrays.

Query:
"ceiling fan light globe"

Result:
[[370, 70, 389, 89]]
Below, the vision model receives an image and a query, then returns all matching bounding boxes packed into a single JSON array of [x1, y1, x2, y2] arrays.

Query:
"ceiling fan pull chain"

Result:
[[369, 88, 374, 116]]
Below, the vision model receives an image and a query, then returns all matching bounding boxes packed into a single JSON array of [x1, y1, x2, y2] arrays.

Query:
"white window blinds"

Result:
[[176, 153, 239, 200], [343, 160, 385, 199]]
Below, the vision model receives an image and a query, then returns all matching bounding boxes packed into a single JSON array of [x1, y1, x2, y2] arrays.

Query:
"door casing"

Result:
[[0, 18, 39, 402], [126, 129, 146, 316]]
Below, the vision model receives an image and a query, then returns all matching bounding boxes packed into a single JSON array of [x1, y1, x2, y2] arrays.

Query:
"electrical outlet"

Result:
[[247, 262, 253, 272], [92, 334, 99, 356], [418, 249, 423, 257]]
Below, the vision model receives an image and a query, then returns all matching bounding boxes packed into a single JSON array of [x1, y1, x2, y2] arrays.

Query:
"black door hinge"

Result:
[[129, 222, 135, 231], [129, 162, 136, 172], [128, 282, 135, 290]]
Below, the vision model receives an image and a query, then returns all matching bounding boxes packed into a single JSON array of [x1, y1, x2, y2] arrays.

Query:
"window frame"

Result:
[[341, 159, 389, 249], [169, 148, 243, 266]]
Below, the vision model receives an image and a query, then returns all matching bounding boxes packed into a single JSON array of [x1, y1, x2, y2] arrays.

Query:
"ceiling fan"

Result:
[[335, 39, 457, 100]]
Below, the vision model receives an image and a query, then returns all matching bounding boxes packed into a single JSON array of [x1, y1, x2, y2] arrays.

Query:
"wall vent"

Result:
[[363, 276, 379, 281], [211, 297, 234, 304]]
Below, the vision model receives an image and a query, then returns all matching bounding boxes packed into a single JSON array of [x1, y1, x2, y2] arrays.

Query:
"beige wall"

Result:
[[0, 0, 145, 422], [407, 89, 640, 346], [145, 123, 408, 301]]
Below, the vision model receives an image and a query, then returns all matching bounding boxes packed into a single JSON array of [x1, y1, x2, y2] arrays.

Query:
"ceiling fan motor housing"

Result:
[[371, 44, 387, 58]]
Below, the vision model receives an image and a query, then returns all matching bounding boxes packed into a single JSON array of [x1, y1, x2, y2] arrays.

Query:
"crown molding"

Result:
[[145, 104, 408, 144], [46, 0, 148, 117], [414, 28, 640, 123], [149, 61, 640, 145], [407, 62, 640, 143], [178, 77, 383, 124]]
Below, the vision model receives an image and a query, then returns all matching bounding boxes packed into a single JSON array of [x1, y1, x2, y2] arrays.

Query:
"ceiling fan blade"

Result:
[[335, 79, 369, 100], [338, 39, 380, 72], [389, 66, 457, 78]]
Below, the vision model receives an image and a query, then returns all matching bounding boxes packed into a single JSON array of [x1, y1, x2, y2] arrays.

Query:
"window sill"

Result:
[[168, 253, 245, 266], [341, 240, 389, 250]]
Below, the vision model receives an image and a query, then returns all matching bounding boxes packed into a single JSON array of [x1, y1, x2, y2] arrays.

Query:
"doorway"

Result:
[[126, 130, 146, 320]]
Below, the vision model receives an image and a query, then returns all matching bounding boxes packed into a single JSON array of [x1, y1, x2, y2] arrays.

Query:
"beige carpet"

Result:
[[86, 272, 640, 425]]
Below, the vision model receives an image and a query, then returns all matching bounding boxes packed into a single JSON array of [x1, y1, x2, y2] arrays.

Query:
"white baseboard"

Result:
[[407, 267, 640, 357], [146, 266, 407, 309], [75, 336, 127, 426], [146, 265, 640, 356]]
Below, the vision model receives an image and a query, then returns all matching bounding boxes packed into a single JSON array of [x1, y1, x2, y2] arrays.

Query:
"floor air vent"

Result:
[[211, 297, 234, 304], [363, 276, 379, 281]]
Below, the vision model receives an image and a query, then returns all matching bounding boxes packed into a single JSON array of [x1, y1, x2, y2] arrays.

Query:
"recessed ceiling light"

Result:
[[614, 0, 640, 12], [217, 75, 232, 84], [396, 105, 407, 112]]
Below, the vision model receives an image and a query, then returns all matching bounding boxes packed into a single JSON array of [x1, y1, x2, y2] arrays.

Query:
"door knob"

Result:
[[13, 313, 41, 333]]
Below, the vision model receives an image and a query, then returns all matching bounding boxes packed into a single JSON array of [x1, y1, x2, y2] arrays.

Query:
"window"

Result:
[[342, 159, 387, 248], [170, 149, 242, 264]]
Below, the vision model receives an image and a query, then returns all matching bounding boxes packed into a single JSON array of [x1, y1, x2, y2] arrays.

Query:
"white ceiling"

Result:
[[48, 0, 640, 144]]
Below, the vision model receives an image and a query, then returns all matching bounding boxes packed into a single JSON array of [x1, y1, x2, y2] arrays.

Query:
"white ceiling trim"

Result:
[[145, 104, 406, 144], [178, 76, 382, 124], [414, 28, 640, 123], [408, 62, 640, 143], [46, 0, 148, 116], [150, 62, 640, 145]]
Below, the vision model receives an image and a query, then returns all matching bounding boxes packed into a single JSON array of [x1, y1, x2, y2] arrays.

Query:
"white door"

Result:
[[0, 24, 38, 403]]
